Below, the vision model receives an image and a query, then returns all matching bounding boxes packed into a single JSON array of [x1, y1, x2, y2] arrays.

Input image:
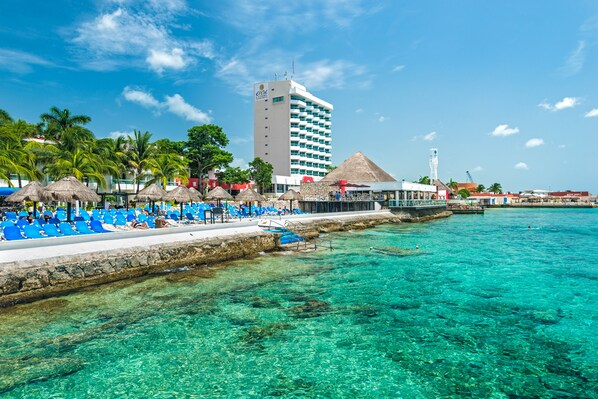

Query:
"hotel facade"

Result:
[[253, 80, 333, 186]]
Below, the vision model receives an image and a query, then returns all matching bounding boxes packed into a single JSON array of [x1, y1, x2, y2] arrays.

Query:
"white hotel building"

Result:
[[253, 80, 333, 192]]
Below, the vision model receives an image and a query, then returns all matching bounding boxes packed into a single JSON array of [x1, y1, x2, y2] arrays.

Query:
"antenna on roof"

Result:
[[284, 71, 288, 80], [291, 58, 295, 80], [274, 73, 278, 80]]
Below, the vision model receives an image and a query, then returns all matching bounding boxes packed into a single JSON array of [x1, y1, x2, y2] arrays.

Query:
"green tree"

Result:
[[217, 166, 250, 191], [144, 153, 189, 188], [476, 184, 486, 193], [457, 188, 470, 198], [155, 138, 186, 155], [96, 136, 129, 192], [0, 109, 13, 126], [448, 178, 458, 191], [127, 130, 155, 193], [185, 124, 233, 191], [488, 183, 503, 194], [248, 157, 273, 194], [44, 147, 106, 187], [0, 119, 42, 187], [40, 106, 91, 140], [418, 176, 431, 185]]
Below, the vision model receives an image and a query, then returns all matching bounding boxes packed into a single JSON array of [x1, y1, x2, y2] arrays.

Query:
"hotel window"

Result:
[[291, 168, 299, 174]]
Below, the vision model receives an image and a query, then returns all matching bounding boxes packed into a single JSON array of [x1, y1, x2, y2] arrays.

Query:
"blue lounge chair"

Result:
[[75, 221, 95, 234], [114, 215, 127, 226], [18, 211, 29, 219], [23, 225, 46, 239], [126, 214, 136, 222], [43, 224, 63, 237], [4, 212, 17, 221], [90, 220, 111, 233], [59, 222, 80, 236], [1, 220, 14, 228], [16, 219, 29, 229], [3, 226, 25, 240], [47, 217, 61, 225]]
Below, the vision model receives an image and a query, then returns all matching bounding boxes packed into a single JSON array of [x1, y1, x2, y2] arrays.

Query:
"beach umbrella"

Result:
[[235, 188, 266, 216], [187, 186, 202, 202], [4, 181, 52, 219], [278, 189, 301, 212], [134, 183, 167, 214], [206, 186, 233, 206], [163, 185, 197, 220], [45, 176, 101, 222]]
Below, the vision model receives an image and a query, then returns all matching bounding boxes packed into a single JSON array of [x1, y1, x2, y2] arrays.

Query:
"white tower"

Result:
[[429, 148, 438, 184]]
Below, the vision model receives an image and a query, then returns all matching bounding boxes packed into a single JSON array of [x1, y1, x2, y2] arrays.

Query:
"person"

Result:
[[369, 246, 373, 251], [131, 220, 149, 229], [415, 245, 419, 250]]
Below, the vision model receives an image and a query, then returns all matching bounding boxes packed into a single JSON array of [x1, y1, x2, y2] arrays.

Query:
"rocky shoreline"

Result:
[[0, 210, 451, 307]]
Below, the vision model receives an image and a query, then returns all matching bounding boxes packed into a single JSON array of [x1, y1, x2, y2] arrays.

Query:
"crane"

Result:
[[466, 171, 474, 183]]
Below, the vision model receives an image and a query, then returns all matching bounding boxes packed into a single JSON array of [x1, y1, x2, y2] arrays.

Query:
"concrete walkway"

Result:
[[0, 210, 390, 265]]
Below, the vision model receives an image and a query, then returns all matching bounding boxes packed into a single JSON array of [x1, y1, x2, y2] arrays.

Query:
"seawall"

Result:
[[0, 210, 451, 307]]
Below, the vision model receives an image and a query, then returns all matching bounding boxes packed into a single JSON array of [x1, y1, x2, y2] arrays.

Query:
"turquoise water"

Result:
[[1, 208, 597, 398]]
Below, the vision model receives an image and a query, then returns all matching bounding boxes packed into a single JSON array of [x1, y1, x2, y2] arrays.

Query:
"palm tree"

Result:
[[418, 176, 431, 185], [127, 130, 155, 193], [40, 106, 91, 140], [96, 136, 129, 192], [448, 178, 458, 191], [44, 147, 106, 188], [0, 109, 13, 126], [476, 184, 485, 193], [458, 188, 470, 198], [145, 153, 189, 188], [0, 119, 42, 187], [488, 183, 503, 194]]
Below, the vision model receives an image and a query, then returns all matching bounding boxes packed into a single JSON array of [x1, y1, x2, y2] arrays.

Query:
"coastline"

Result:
[[0, 209, 451, 307]]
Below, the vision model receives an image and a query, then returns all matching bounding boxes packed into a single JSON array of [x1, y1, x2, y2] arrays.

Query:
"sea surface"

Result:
[[1, 208, 597, 398]]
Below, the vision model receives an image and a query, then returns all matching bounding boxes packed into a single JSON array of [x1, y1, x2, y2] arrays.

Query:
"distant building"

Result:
[[253, 80, 333, 180]]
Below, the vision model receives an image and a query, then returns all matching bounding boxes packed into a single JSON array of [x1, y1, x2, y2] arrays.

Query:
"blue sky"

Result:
[[1, 0, 597, 193]]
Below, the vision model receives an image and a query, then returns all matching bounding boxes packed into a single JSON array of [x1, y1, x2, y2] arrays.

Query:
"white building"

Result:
[[253, 80, 333, 184]]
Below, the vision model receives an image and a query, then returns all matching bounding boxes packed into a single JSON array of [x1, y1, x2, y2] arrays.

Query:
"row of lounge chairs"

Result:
[[1, 220, 111, 241]]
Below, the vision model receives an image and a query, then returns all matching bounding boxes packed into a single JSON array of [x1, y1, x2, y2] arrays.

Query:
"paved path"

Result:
[[0, 210, 389, 265]]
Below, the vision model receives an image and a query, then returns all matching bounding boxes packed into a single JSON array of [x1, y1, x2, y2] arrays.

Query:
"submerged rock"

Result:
[[288, 299, 331, 318], [240, 322, 293, 345]]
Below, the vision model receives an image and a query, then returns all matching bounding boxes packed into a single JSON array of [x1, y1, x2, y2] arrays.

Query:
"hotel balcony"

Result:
[[290, 99, 306, 107], [290, 108, 300, 115]]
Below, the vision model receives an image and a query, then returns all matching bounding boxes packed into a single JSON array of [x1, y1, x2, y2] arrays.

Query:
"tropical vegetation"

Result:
[[0, 107, 272, 195]]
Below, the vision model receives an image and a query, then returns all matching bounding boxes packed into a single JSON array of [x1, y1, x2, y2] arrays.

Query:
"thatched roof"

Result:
[[278, 189, 301, 201], [134, 183, 166, 202], [187, 187, 202, 202], [4, 181, 51, 203], [45, 176, 101, 202], [433, 179, 454, 193], [235, 188, 266, 202], [321, 151, 396, 183], [163, 185, 197, 203], [206, 186, 233, 200]]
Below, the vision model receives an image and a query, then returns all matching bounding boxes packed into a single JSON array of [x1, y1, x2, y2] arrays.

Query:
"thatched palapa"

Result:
[[206, 186, 233, 201], [45, 176, 101, 203], [4, 181, 52, 219], [278, 189, 301, 211], [187, 187, 202, 202], [235, 188, 265, 216], [321, 151, 396, 183], [134, 183, 166, 202]]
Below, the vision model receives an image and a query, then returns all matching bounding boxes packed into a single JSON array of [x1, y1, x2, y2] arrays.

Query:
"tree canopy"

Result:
[[185, 125, 233, 187], [248, 157, 273, 194]]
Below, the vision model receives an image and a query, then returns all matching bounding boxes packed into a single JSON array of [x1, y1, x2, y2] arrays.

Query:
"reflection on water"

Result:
[[1, 209, 597, 398]]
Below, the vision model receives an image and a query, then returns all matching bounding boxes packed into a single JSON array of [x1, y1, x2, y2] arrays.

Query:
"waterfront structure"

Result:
[[429, 148, 438, 183], [253, 80, 333, 180], [300, 151, 442, 213]]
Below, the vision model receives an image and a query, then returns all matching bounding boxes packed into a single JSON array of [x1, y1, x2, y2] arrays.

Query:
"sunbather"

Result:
[[131, 220, 149, 229]]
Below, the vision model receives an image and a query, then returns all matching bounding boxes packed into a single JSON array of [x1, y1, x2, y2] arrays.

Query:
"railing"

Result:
[[388, 199, 447, 208]]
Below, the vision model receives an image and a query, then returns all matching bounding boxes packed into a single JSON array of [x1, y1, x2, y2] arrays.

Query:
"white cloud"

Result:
[[122, 86, 161, 108], [558, 144, 567, 149], [0, 48, 54, 73], [122, 86, 211, 123], [146, 48, 187, 73], [71, 3, 212, 73], [392, 65, 405, 72], [378, 116, 387, 123], [471, 166, 483, 172], [231, 157, 248, 168], [230, 135, 252, 145], [584, 108, 598, 118], [514, 162, 529, 170], [525, 138, 544, 148], [423, 131, 437, 141], [164, 94, 211, 124], [538, 97, 580, 111], [355, 108, 363, 113], [561, 41, 585, 76], [490, 124, 519, 137], [295, 59, 368, 91], [108, 130, 134, 139]]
